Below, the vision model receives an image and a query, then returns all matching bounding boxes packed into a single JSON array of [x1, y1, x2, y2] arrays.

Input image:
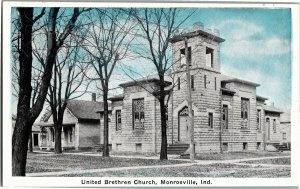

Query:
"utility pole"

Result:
[[184, 37, 195, 161]]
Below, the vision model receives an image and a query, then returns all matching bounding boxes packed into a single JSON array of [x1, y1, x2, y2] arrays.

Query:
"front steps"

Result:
[[167, 143, 189, 154]]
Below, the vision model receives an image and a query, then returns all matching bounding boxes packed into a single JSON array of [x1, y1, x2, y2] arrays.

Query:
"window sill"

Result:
[[208, 129, 214, 131], [240, 128, 250, 132]]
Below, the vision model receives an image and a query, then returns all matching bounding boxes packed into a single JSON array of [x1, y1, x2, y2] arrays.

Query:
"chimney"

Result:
[[92, 93, 96, 102]]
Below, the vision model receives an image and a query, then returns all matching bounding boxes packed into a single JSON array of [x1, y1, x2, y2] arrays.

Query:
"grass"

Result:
[[243, 157, 291, 165], [181, 151, 290, 160], [61, 163, 290, 177], [26, 152, 184, 173]]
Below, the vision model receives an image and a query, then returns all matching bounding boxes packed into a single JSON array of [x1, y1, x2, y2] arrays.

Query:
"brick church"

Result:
[[108, 24, 288, 154]]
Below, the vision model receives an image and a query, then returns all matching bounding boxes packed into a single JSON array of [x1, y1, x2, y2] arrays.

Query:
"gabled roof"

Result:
[[43, 100, 107, 122], [66, 100, 105, 120]]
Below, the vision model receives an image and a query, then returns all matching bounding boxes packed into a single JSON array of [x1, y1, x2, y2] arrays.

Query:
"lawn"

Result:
[[181, 151, 290, 160], [243, 157, 291, 165], [26, 152, 185, 173], [61, 163, 290, 177]]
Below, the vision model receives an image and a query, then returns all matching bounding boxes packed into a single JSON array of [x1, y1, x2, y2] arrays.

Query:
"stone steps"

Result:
[[167, 143, 189, 154]]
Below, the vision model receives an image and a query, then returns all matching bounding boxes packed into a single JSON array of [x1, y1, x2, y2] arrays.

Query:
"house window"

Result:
[[257, 110, 261, 130], [191, 75, 195, 90], [116, 110, 122, 131], [178, 77, 180, 90], [49, 128, 55, 142], [283, 132, 287, 140], [204, 75, 207, 89], [273, 119, 276, 132], [132, 98, 145, 129], [69, 128, 73, 142], [243, 142, 248, 150], [206, 47, 214, 68], [222, 143, 228, 152], [241, 98, 249, 128], [222, 105, 228, 129], [180, 47, 191, 66], [208, 112, 213, 129]]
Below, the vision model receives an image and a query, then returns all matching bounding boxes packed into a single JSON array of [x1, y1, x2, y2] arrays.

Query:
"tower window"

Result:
[[241, 98, 249, 128], [191, 75, 194, 90], [257, 110, 261, 130], [273, 119, 276, 132], [208, 112, 213, 129], [180, 47, 192, 66], [177, 77, 180, 90], [222, 104, 228, 129], [206, 47, 214, 68], [204, 75, 207, 89]]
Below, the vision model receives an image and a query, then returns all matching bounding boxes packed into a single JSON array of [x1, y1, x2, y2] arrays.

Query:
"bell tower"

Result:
[[170, 22, 225, 74]]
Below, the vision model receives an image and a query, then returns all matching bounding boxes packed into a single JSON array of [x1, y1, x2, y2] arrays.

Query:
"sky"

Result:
[[11, 8, 292, 114], [182, 8, 292, 110]]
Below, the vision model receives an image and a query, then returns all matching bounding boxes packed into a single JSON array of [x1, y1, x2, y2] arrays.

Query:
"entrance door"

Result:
[[33, 134, 39, 147], [178, 107, 190, 143]]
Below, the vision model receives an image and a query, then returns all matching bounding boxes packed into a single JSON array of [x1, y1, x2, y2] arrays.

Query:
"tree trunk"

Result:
[[28, 134, 33, 152], [12, 8, 34, 176], [102, 89, 109, 157], [54, 124, 62, 154], [159, 77, 168, 160]]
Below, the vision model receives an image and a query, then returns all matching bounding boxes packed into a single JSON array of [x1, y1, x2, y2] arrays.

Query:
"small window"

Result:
[[243, 142, 248, 150], [206, 47, 214, 68], [136, 143, 142, 152], [116, 110, 122, 131], [180, 47, 191, 66], [178, 77, 180, 90], [132, 98, 145, 129], [204, 75, 207, 89], [283, 132, 287, 140], [273, 119, 276, 132], [257, 142, 261, 150], [208, 112, 213, 129], [191, 75, 194, 91], [222, 143, 228, 152], [214, 77, 217, 90], [116, 143, 122, 151], [222, 105, 228, 129]]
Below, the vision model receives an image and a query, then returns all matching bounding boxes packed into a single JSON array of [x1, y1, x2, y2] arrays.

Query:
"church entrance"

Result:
[[178, 106, 190, 143]]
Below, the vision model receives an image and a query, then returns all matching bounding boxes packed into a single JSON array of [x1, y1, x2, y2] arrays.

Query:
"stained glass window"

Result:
[[257, 110, 261, 130], [133, 98, 145, 129], [241, 98, 249, 128]]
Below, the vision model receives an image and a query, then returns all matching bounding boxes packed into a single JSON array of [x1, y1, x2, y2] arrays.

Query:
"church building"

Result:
[[108, 23, 287, 154]]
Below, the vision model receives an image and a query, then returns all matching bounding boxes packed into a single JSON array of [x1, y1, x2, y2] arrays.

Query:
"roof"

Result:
[[256, 95, 268, 101], [119, 74, 172, 88], [280, 111, 291, 123], [221, 88, 235, 95], [264, 105, 284, 114], [222, 78, 260, 87], [170, 29, 225, 43], [67, 100, 106, 120], [108, 94, 124, 101]]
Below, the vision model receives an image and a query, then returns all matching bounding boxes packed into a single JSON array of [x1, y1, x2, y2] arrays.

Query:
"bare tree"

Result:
[[47, 38, 90, 154], [129, 8, 193, 160], [12, 7, 84, 176], [80, 8, 134, 157]]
